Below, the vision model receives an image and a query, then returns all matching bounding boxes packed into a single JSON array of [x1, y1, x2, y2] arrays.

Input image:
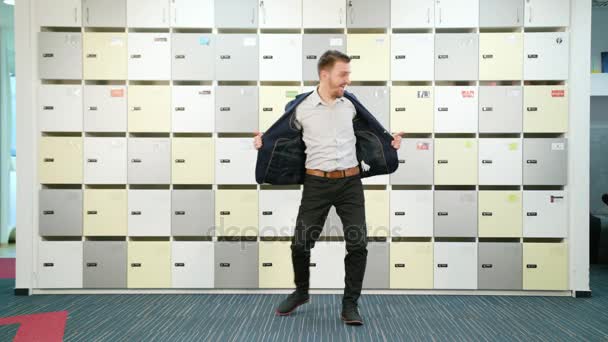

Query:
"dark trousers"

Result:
[[291, 172, 368, 307]]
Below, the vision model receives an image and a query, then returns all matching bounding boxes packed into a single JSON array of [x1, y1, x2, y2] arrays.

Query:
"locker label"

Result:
[[395, 107, 406, 112], [199, 90, 212, 95], [437, 212, 448, 216], [175, 211, 186, 215], [110, 38, 124, 46], [263, 107, 273, 112], [43, 263, 54, 267], [175, 107, 185, 111], [86, 54, 97, 58], [175, 159, 185, 163], [437, 264, 448, 268], [551, 90, 565, 97], [526, 212, 538, 216], [416, 142, 429, 150], [394, 211, 405, 216], [394, 264, 405, 268], [526, 160, 537, 164], [395, 55, 406, 59], [131, 159, 142, 163], [43, 158, 55, 163], [375, 38, 385, 44], [86, 263, 98, 267], [110, 89, 124, 97], [154, 37, 168, 42], [417, 91, 430, 99], [526, 107, 538, 112], [175, 55, 186, 59], [438, 55, 449, 59], [507, 194, 519, 202], [286, 91, 298, 98], [220, 107, 231, 111], [131, 211, 141, 215], [482, 264, 493, 268], [243, 38, 256, 46], [131, 263, 142, 267], [88, 106, 98, 111], [508, 143, 519, 151], [398, 160, 405, 164], [43, 106, 54, 110], [220, 159, 231, 163], [306, 55, 317, 60], [329, 38, 343, 46], [263, 55, 273, 60], [461, 90, 475, 98], [130, 54, 142, 59], [220, 55, 231, 60], [42, 53, 54, 58], [175, 263, 185, 267], [220, 211, 231, 215], [87, 158, 98, 163], [262, 263, 273, 267], [437, 160, 448, 164], [527, 54, 538, 59], [482, 160, 493, 164], [438, 107, 448, 112], [262, 211, 273, 215], [482, 212, 493, 216], [309, 263, 316, 267], [220, 263, 230, 267], [42, 210, 54, 215], [199, 36, 210, 46], [551, 143, 564, 151], [481, 107, 493, 112], [350, 55, 360, 59], [87, 211, 98, 215], [526, 264, 537, 269], [482, 54, 494, 59]]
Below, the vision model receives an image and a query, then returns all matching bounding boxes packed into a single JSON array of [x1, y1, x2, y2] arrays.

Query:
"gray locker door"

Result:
[[435, 34, 479, 81], [172, 190, 215, 237], [523, 138, 567, 186], [215, 86, 258, 133], [128, 138, 171, 184], [83, 241, 127, 288], [347, 86, 389, 129], [38, 32, 83, 80], [302, 34, 347, 81], [478, 86, 522, 133], [391, 139, 433, 185], [214, 241, 259, 288], [215, 34, 259, 81], [478, 242, 522, 290], [347, 0, 390, 28], [434, 191, 478, 238], [479, 0, 523, 28], [215, 0, 258, 28], [39, 189, 83, 237], [83, 0, 127, 27], [172, 33, 215, 81], [363, 241, 389, 289]]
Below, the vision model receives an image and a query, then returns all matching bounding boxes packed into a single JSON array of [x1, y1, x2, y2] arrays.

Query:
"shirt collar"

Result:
[[313, 86, 345, 107]]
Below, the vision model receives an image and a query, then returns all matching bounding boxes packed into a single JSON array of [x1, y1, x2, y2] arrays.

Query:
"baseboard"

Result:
[[575, 290, 592, 298], [14, 288, 30, 296]]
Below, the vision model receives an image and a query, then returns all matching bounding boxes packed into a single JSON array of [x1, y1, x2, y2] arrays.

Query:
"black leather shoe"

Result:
[[341, 305, 363, 325], [275, 291, 310, 316]]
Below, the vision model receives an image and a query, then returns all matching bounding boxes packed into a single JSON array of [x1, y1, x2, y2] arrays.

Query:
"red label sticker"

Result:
[[551, 90, 565, 97], [110, 89, 124, 97], [416, 142, 429, 150], [461, 90, 475, 98]]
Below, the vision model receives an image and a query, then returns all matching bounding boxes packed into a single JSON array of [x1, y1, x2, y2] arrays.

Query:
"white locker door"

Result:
[[434, 242, 477, 289], [128, 33, 171, 80], [390, 190, 434, 237], [215, 138, 257, 185], [434, 86, 478, 133], [83, 0, 127, 27], [171, 0, 214, 28], [127, 0, 170, 28], [259, 189, 302, 237], [259, 34, 302, 81], [524, 32, 569, 81], [37, 241, 83, 289], [259, 0, 303, 28], [392, 0, 434, 28], [478, 139, 523, 186], [83, 85, 128, 133], [37, 85, 83, 133], [524, 0, 569, 27], [310, 241, 346, 289], [172, 86, 215, 133], [435, 0, 479, 28], [36, 0, 82, 27], [303, 0, 345, 28], [128, 189, 171, 236], [172, 241, 214, 288], [523, 191, 568, 238], [391, 34, 434, 81], [84, 137, 128, 184]]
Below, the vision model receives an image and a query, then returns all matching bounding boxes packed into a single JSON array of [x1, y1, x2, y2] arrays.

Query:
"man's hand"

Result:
[[391, 132, 404, 150], [253, 131, 263, 150]]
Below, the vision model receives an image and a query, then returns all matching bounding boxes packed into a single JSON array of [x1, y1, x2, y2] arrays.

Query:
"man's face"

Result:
[[320, 61, 351, 97]]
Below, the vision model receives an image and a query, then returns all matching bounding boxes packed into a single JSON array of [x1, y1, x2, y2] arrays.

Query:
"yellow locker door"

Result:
[[259, 240, 294, 288], [216, 189, 258, 237], [83, 189, 127, 236], [128, 85, 171, 133], [434, 139, 478, 185], [479, 33, 523, 81], [259, 86, 300, 132], [128, 241, 171, 288], [523, 86, 568, 133], [39, 136, 83, 184], [390, 242, 433, 289], [347, 34, 390, 81], [364, 189, 389, 237], [390, 86, 434, 133], [172, 137, 214, 184], [523, 242, 568, 291], [83, 32, 127, 80], [478, 191, 522, 238]]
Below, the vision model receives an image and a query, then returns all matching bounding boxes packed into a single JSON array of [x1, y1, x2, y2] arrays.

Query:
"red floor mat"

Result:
[[0, 258, 15, 279]]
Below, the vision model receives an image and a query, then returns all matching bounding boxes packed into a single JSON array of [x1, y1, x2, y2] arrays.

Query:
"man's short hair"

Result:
[[317, 50, 351, 75]]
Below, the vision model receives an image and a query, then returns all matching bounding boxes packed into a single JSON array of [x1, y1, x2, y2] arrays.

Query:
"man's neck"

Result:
[[317, 84, 337, 104]]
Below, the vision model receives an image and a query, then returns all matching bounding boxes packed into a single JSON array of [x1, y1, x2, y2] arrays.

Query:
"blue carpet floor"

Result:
[[1, 265, 607, 341]]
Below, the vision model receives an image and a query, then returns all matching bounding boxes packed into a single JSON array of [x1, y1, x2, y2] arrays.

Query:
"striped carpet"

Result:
[[1, 266, 607, 341]]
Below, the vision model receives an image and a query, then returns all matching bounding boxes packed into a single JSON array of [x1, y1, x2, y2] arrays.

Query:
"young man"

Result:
[[253, 50, 402, 325]]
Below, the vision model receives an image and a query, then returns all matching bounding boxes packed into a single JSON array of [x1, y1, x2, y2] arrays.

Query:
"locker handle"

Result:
[[220, 55, 231, 60], [481, 107, 493, 112], [395, 263, 405, 268], [175, 107, 185, 111], [482, 264, 493, 268], [220, 211, 231, 215], [395, 107, 406, 112], [395, 55, 406, 60], [130, 54, 142, 59], [306, 55, 318, 60], [263, 55, 273, 60], [438, 107, 448, 112], [87, 262, 98, 267], [309, 263, 317, 267], [74, 7, 78, 23], [437, 55, 448, 60], [43, 106, 54, 110], [262, 263, 273, 267], [42, 53, 54, 58], [437, 212, 448, 216], [88, 106, 98, 111], [175, 159, 186, 163], [528, 6, 532, 23], [398, 159, 405, 164], [263, 107, 273, 112], [437, 264, 448, 268], [437, 160, 448, 164], [87, 158, 98, 163], [526, 212, 538, 216], [526, 107, 538, 112], [43, 158, 55, 163], [43, 263, 54, 267], [551, 196, 564, 200], [526, 264, 537, 269], [482, 212, 493, 216], [42, 210, 54, 215], [175, 211, 186, 215], [427, 7, 430, 24], [219, 159, 231, 163], [86, 7, 90, 24], [132, 106, 142, 111], [527, 54, 538, 59], [348, 0, 354, 25], [350, 55, 360, 60], [131, 158, 142, 163], [175, 263, 185, 267], [526, 160, 538, 164], [131, 211, 142, 215], [481, 160, 493, 164], [251, 7, 255, 24], [220, 263, 230, 267], [394, 211, 405, 216], [175, 55, 186, 59], [339, 7, 343, 25], [438, 7, 442, 24], [219, 107, 231, 112], [482, 54, 494, 59], [516, 7, 520, 23], [262, 211, 273, 215], [87, 210, 98, 215], [131, 263, 142, 267]]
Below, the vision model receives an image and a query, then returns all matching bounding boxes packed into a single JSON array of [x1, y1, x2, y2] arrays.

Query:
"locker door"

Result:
[[524, 0, 569, 27], [172, 86, 214, 133], [434, 86, 478, 133], [434, 242, 477, 289], [215, 34, 259, 81], [214, 0, 258, 28], [364, 190, 389, 237], [322, 206, 344, 237], [84, 85, 127, 133], [523, 138, 567, 185], [478, 242, 522, 290], [172, 137, 214, 185], [214, 240, 259, 288], [83, 189, 128, 236], [435, 0, 479, 28], [434, 138, 478, 185], [391, 34, 434, 81], [478, 86, 522, 133], [302, 34, 347, 81], [347, 34, 390, 81], [259, 189, 302, 237], [479, 33, 523, 81], [479, 0, 523, 27], [128, 138, 171, 184], [478, 138, 522, 185], [478, 191, 523, 238], [128, 189, 171, 236], [390, 86, 434, 133], [215, 138, 257, 184], [128, 33, 171, 80], [128, 85, 171, 133], [84, 137, 128, 184], [523, 191, 567, 238], [259, 240, 294, 288], [363, 241, 389, 289], [347, 0, 390, 28], [303, 0, 346, 28], [390, 190, 434, 237], [259, 86, 300, 131], [39, 189, 83, 237], [259, 34, 302, 81], [391, 0, 434, 28], [347, 86, 389, 129], [434, 190, 478, 238], [524, 32, 569, 81], [83, 0, 127, 27], [172, 190, 215, 237], [215, 86, 258, 133], [83, 241, 127, 288], [215, 189, 258, 237], [310, 241, 346, 289], [172, 33, 215, 81], [36, 0, 82, 27], [37, 85, 83, 132], [172, 241, 214, 288], [259, 0, 302, 28], [127, 0, 170, 28], [127, 241, 171, 288], [38, 136, 83, 184], [523, 242, 568, 290], [171, 0, 214, 28], [435, 34, 479, 81], [37, 241, 83, 289], [390, 139, 434, 185], [390, 242, 433, 289], [38, 32, 82, 80], [523, 86, 568, 133]]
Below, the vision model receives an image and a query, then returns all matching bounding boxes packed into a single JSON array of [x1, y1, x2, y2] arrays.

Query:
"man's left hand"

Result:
[[391, 132, 404, 150]]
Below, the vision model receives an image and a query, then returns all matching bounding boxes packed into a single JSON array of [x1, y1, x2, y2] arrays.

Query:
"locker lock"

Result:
[[527, 54, 538, 59], [349, 55, 360, 59], [175, 211, 186, 215], [43, 106, 54, 111], [87, 210, 98, 215], [437, 264, 448, 268], [220, 263, 230, 267], [394, 264, 405, 268], [395, 55, 406, 60], [42, 210, 55, 215], [438, 107, 448, 112], [219, 159, 231, 163], [526, 160, 538, 164], [437, 212, 448, 216], [482, 264, 493, 268], [86, 263, 98, 267], [219, 107, 231, 112], [220, 55, 231, 60], [395, 107, 406, 112], [175, 107, 186, 112], [262, 263, 273, 267], [526, 212, 538, 216], [438, 55, 449, 59], [526, 264, 538, 269], [43, 158, 55, 163], [481, 160, 493, 164], [482, 212, 493, 216], [262, 55, 273, 60], [262, 211, 273, 215], [132, 106, 142, 111], [175, 159, 186, 163], [175, 263, 185, 267], [481, 107, 493, 112], [130, 54, 142, 59], [86, 54, 97, 58], [175, 55, 186, 59], [398, 159, 405, 164], [526, 107, 538, 112], [220, 211, 231, 215], [42, 53, 54, 58], [131, 263, 142, 267], [263, 107, 273, 112], [306, 55, 317, 60], [482, 54, 494, 59], [437, 160, 448, 164], [87, 158, 98, 163], [88, 106, 98, 111], [43, 263, 54, 267], [131, 211, 142, 215], [394, 211, 405, 216], [309, 263, 317, 267], [131, 159, 142, 163]]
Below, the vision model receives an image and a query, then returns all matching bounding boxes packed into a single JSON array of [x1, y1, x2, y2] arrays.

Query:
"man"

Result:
[[253, 50, 402, 325]]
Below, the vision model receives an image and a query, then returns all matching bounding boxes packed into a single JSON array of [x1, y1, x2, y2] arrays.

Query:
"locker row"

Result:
[[38, 0, 570, 30], [38, 136, 568, 186], [38, 84, 569, 134], [36, 240, 568, 291], [39, 188, 568, 238], [38, 31, 570, 81]]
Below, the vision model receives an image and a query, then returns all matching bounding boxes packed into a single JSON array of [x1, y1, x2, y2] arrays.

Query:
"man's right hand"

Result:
[[253, 131, 263, 150]]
